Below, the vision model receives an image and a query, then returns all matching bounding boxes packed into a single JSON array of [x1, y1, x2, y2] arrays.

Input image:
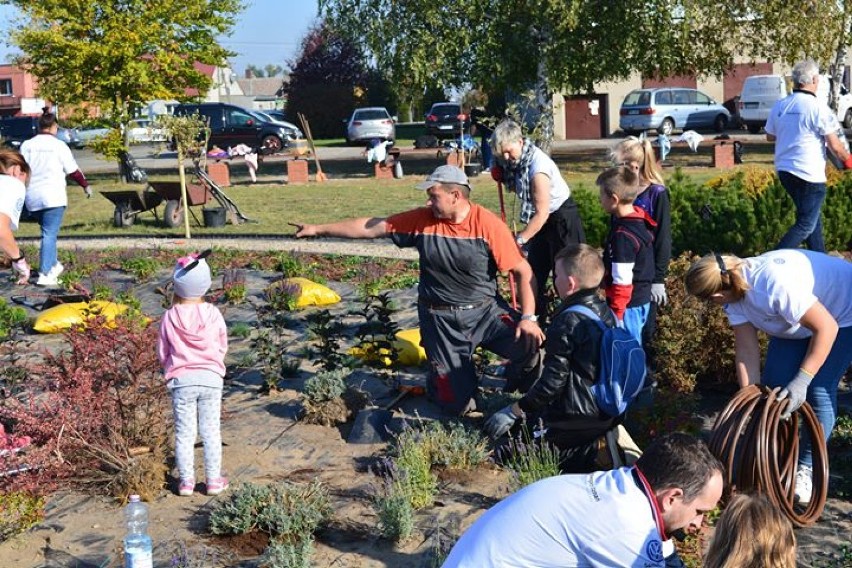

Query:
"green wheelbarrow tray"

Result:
[[100, 186, 164, 228]]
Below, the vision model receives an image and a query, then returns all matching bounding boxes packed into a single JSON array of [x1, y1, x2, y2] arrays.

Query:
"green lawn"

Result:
[[14, 142, 775, 239]]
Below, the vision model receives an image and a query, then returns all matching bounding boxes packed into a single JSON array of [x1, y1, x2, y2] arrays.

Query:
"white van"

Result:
[[738, 75, 787, 134], [739, 74, 852, 133]]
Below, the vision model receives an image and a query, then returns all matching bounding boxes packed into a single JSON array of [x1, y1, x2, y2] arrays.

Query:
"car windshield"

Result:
[[353, 110, 389, 121], [431, 104, 460, 115], [623, 91, 651, 106]]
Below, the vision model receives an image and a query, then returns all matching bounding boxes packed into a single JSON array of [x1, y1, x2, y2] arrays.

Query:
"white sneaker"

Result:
[[35, 273, 59, 287], [794, 465, 813, 505], [47, 262, 64, 279]]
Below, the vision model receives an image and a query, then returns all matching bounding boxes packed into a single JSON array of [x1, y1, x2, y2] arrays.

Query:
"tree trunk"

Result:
[[533, 59, 555, 154], [830, 6, 852, 114]]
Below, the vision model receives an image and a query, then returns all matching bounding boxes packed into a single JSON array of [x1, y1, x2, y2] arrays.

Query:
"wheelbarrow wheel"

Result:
[[163, 199, 184, 227], [113, 204, 135, 228]]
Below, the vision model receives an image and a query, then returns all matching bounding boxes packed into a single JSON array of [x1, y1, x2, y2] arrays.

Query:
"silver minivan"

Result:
[[619, 88, 731, 135]]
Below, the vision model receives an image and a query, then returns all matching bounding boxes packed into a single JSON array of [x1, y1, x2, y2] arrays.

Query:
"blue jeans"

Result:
[[31, 206, 66, 275], [762, 326, 852, 468], [776, 171, 826, 252], [622, 303, 650, 346]]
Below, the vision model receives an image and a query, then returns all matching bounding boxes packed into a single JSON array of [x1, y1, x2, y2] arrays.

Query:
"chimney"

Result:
[[245, 68, 254, 79]]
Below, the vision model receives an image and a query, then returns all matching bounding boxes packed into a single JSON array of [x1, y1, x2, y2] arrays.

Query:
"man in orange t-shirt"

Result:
[[293, 165, 544, 415]]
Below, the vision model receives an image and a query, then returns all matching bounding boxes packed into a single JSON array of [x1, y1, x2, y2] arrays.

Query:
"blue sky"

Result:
[[0, 0, 320, 75]]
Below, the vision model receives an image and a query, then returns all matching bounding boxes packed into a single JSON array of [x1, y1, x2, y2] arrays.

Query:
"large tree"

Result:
[[285, 23, 391, 138], [320, 1, 852, 148], [4, 0, 240, 137]]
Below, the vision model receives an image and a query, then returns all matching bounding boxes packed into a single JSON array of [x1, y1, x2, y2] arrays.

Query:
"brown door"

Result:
[[563, 94, 608, 139]]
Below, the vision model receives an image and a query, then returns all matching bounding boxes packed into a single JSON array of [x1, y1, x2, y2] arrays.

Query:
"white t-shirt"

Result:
[[765, 90, 840, 183], [528, 146, 570, 213], [20, 133, 80, 211], [0, 175, 26, 230], [725, 250, 852, 339], [442, 468, 668, 568]]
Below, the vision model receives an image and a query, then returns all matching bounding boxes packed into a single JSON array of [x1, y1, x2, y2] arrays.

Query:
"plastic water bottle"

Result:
[[123, 495, 153, 568]]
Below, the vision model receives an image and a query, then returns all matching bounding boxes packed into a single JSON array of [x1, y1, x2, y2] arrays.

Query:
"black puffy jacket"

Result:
[[517, 289, 617, 440]]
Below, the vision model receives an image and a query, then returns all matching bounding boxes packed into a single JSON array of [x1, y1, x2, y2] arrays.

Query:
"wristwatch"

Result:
[[515, 235, 527, 246], [520, 314, 538, 322]]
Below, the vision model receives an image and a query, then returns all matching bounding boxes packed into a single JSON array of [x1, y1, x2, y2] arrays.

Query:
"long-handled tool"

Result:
[[297, 113, 328, 182], [497, 180, 518, 309]]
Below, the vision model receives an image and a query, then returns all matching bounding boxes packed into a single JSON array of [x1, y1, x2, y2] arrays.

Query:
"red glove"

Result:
[[843, 155, 852, 170], [491, 166, 503, 183]]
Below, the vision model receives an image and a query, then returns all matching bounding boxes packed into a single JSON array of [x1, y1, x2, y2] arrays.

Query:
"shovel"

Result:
[[347, 385, 425, 444]]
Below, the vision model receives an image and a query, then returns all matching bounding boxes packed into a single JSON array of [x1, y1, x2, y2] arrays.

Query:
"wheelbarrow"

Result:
[[148, 179, 214, 228], [101, 186, 164, 227]]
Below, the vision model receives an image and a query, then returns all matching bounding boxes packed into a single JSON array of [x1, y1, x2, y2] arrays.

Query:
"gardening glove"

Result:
[[777, 369, 814, 420], [12, 258, 30, 285], [650, 283, 668, 307], [83, 185, 92, 199], [484, 405, 522, 440], [490, 165, 504, 183]]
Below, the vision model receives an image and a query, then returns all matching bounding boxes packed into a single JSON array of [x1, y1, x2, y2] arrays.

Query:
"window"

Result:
[[0, 79, 12, 96], [673, 90, 693, 105], [655, 91, 672, 105], [227, 109, 255, 127], [695, 91, 711, 105]]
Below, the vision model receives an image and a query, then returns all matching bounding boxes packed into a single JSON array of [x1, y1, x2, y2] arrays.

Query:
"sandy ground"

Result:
[[1, 259, 850, 567]]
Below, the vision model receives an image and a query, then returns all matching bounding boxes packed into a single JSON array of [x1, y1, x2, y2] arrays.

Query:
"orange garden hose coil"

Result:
[[708, 385, 828, 527]]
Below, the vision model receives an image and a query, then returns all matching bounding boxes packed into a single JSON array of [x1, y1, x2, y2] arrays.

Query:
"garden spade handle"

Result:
[[497, 181, 518, 310]]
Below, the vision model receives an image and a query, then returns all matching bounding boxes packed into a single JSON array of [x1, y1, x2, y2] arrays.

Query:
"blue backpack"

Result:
[[566, 304, 647, 417]]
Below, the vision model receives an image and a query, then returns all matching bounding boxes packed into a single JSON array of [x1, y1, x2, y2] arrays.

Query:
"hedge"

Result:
[[574, 166, 852, 256]]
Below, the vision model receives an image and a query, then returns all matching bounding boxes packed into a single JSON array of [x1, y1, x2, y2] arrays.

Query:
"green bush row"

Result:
[[574, 168, 852, 255]]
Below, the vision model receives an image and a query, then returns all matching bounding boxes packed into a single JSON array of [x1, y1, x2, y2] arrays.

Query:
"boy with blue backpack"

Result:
[[485, 243, 645, 472]]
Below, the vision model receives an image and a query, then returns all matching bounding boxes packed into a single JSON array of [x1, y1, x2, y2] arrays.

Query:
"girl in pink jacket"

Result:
[[157, 252, 228, 497]]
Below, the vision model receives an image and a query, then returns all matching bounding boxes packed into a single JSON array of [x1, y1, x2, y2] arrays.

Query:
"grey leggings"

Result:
[[171, 385, 223, 481]]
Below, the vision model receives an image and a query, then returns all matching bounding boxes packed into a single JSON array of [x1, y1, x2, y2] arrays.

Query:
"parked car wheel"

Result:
[[658, 118, 675, 136], [713, 114, 728, 132], [261, 134, 283, 154], [844, 109, 852, 130], [747, 124, 761, 134]]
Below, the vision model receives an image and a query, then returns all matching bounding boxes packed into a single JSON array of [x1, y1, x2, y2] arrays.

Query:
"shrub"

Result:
[[651, 252, 766, 393], [373, 462, 416, 543], [209, 480, 330, 566], [0, 491, 45, 543], [498, 429, 561, 492], [0, 316, 169, 500], [222, 269, 247, 304], [0, 299, 27, 340], [261, 539, 315, 568], [300, 369, 351, 426], [576, 167, 852, 256], [229, 322, 252, 338], [390, 425, 438, 510], [420, 421, 489, 471], [120, 256, 162, 281], [306, 310, 352, 372]]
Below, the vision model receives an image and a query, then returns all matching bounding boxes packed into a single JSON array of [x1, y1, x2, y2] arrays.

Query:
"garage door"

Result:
[[563, 94, 609, 139]]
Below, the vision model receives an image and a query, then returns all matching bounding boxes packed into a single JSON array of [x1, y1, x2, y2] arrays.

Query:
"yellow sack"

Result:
[[349, 328, 427, 367], [33, 301, 130, 334], [283, 277, 341, 308], [394, 328, 427, 366]]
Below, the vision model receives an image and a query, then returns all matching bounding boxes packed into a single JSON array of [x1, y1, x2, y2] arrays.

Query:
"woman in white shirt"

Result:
[[19, 111, 90, 287], [0, 149, 31, 284], [685, 249, 852, 507]]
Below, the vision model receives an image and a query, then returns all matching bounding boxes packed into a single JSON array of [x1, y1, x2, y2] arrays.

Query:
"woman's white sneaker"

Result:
[[794, 465, 813, 505]]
